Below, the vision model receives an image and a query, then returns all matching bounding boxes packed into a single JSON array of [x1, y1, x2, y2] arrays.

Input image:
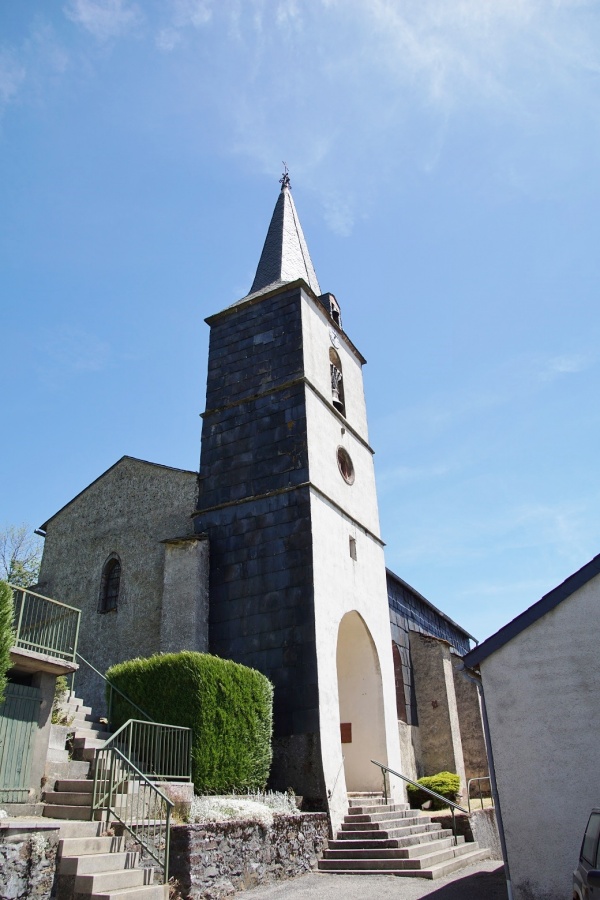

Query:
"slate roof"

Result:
[[246, 182, 321, 298], [386, 568, 476, 644], [463, 552, 600, 668]]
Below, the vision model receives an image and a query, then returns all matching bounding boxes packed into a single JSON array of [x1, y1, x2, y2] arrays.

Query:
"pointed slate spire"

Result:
[[249, 170, 321, 297]]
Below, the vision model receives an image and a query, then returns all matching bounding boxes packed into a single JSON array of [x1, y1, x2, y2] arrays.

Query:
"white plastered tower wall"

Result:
[[301, 291, 403, 832]]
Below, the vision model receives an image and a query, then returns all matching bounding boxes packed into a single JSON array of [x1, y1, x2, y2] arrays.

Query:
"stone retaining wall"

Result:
[[431, 807, 502, 859], [0, 822, 60, 900], [170, 813, 328, 899]]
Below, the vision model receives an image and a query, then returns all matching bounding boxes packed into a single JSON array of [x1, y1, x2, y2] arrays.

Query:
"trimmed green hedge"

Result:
[[0, 581, 14, 704], [406, 771, 461, 810], [106, 651, 273, 794]]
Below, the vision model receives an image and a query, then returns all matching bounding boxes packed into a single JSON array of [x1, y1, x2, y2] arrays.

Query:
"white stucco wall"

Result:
[[301, 291, 369, 441], [480, 573, 600, 900], [311, 494, 403, 831], [301, 292, 402, 832]]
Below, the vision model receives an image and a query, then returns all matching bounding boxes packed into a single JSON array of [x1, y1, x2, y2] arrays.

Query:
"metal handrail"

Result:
[[10, 584, 81, 662], [467, 775, 492, 812], [75, 651, 153, 726], [371, 759, 468, 846], [104, 719, 192, 783], [93, 745, 174, 882]]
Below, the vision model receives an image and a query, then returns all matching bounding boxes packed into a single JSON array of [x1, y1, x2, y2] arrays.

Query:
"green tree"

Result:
[[0, 525, 42, 588], [0, 581, 14, 704]]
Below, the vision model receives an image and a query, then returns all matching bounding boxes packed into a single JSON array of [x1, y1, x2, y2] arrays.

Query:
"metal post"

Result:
[[14, 589, 26, 646]]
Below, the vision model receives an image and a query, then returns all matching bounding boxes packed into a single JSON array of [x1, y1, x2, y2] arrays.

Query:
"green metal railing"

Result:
[[10, 585, 80, 662], [93, 746, 174, 883], [93, 720, 191, 882], [104, 719, 192, 783], [75, 651, 153, 727]]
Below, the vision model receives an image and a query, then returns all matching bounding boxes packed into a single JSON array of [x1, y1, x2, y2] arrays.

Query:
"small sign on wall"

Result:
[[340, 722, 352, 743]]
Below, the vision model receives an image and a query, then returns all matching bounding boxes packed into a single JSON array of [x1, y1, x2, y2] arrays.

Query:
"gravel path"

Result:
[[242, 860, 507, 900]]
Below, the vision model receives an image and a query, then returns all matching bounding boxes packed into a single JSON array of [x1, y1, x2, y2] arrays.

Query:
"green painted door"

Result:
[[0, 682, 41, 803]]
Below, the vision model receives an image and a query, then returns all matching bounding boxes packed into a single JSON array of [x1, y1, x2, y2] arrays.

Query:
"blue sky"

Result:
[[1, 0, 599, 643]]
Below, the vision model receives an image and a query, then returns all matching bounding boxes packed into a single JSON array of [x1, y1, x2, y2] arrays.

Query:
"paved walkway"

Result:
[[243, 860, 507, 900]]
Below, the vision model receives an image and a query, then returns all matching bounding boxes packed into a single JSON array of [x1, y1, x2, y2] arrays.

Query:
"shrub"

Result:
[[106, 651, 273, 794], [0, 581, 14, 704], [52, 675, 74, 726], [406, 772, 461, 810]]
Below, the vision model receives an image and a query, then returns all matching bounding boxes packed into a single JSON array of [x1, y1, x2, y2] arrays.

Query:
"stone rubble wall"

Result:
[[169, 813, 328, 899], [0, 825, 60, 900]]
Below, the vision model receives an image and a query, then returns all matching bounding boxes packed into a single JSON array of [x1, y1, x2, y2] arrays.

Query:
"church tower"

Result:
[[194, 174, 402, 823]]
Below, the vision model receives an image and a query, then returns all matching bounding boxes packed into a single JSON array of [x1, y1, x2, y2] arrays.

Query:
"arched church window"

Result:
[[392, 642, 408, 723], [329, 348, 346, 415], [99, 554, 121, 613]]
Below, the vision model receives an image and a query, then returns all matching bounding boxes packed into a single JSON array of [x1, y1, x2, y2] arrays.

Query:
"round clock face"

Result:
[[329, 328, 340, 349]]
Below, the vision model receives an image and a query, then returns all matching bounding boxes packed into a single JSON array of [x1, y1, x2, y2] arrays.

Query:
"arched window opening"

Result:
[[319, 292, 343, 328], [99, 555, 121, 613], [329, 347, 346, 415], [329, 295, 342, 327], [392, 642, 408, 723]]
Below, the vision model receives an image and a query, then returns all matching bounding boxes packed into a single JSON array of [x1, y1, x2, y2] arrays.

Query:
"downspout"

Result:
[[458, 663, 514, 900]]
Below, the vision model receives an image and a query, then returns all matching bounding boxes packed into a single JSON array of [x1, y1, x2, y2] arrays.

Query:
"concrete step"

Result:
[[323, 836, 459, 861], [43, 804, 103, 820], [347, 804, 409, 816], [318, 850, 488, 878], [341, 814, 426, 831], [328, 828, 453, 851], [79, 747, 100, 762], [319, 840, 478, 873], [74, 728, 112, 742], [347, 795, 385, 807], [59, 851, 138, 875], [43, 791, 93, 807], [89, 885, 168, 900], [49, 760, 91, 783], [75, 867, 150, 894], [59, 836, 124, 857], [422, 847, 491, 880], [56, 779, 94, 793], [73, 736, 106, 750], [344, 809, 416, 824], [336, 824, 440, 842], [57, 820, 106, 839], [70, 703, 93, 717]]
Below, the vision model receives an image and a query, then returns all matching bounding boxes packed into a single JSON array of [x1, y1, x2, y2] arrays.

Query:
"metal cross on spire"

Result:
[[279, 162, 291, 191]]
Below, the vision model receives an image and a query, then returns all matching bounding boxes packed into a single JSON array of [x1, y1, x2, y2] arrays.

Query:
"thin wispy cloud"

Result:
[[64, 0, 143, 42], [3, 1, 596, 235], [156, 0, 212, 52], [537, 353, 591, 381], [375, 348, 597, 444], [0, 47, 26, 110]]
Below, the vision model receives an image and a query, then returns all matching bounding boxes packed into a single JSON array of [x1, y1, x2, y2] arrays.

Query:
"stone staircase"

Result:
[[43, 693, 112, 821], [319, 792, 490, 879], [43, 693, 168, 900]]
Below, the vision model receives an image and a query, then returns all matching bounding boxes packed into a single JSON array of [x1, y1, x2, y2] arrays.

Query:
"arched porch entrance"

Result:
[[336, 611, 387, 791]]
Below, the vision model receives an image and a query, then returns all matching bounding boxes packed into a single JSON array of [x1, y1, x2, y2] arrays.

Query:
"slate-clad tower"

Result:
[[195, 176, 401, 818]]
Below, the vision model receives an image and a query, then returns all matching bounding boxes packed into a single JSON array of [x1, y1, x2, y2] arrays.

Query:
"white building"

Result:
[[464, 553, 600, 900]]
